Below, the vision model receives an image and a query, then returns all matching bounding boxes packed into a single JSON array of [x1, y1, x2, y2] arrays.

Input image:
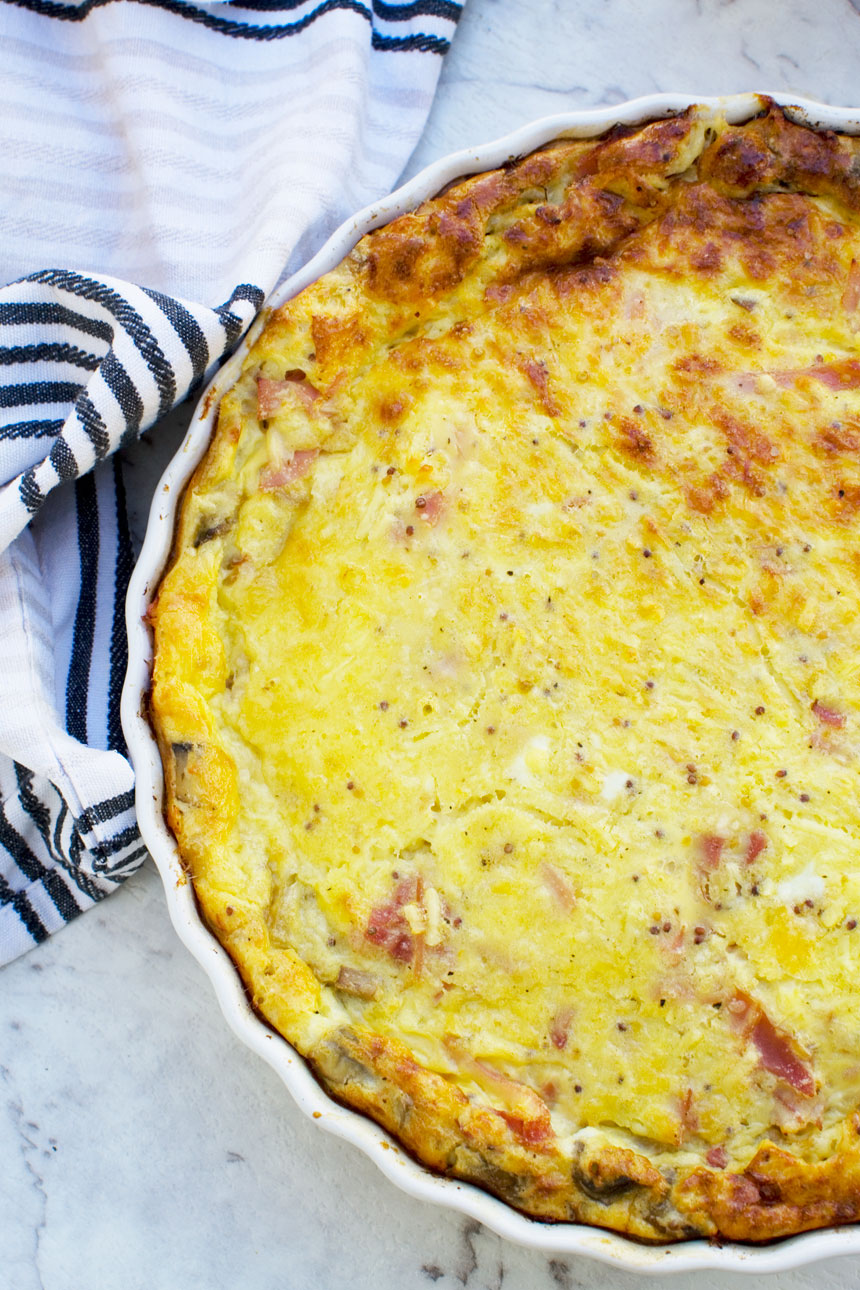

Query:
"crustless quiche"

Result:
[[150, 102, 860, 1241]]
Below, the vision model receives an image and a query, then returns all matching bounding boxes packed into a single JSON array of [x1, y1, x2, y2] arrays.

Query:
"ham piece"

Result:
[[730, 991, 815, 1097], [259, 448, 319, 491], [257, 372, 320, 418]]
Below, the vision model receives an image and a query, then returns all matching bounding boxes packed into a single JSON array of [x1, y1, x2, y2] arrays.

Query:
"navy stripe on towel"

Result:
[[65, 473, 99, 744]]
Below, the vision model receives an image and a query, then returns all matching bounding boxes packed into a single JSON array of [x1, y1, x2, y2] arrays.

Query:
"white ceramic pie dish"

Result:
[[122, 90, 860, 1274]]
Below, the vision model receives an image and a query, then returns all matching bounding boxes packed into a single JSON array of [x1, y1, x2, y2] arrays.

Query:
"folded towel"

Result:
[[0, 0, 462, 963]]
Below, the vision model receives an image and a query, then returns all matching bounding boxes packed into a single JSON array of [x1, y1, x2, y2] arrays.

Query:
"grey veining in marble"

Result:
[[8, 2, 860, 1287], [405, 0, 860, 183]]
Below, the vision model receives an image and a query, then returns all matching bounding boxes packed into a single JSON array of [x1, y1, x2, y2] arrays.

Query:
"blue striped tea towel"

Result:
[[0, 0, 463, 964]]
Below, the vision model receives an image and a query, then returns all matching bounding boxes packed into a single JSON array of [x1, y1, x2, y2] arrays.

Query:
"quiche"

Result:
[[149, 102, 860, 1242]]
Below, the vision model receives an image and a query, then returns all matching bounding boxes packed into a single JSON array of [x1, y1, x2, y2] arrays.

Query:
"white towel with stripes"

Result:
[[0, 0, 462, 963]]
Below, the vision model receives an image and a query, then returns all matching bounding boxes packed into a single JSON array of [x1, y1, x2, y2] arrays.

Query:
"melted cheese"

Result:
[[152, 104, 860, 1240]]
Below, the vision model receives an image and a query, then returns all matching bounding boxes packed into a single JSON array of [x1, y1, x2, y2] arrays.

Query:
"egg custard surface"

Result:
[[151, 104, 860, 1242]]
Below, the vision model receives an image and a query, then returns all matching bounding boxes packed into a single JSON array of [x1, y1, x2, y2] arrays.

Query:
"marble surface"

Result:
[[6, 1, 860, 1286]]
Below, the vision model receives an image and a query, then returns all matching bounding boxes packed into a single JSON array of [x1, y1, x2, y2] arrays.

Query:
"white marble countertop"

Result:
[[6, 2, 860, 1287]]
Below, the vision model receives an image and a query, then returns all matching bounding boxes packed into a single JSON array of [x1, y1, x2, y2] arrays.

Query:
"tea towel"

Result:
[[0, 0, 463, 962]]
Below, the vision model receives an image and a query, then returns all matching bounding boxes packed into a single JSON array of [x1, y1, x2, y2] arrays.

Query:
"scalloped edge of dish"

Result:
[[122, 90, 860, 1274]]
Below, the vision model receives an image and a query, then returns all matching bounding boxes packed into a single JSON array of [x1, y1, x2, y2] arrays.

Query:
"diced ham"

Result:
[[519, 356, 560, 417], [364, 876, 450, 972], [415, 490, 445, 526], [484, 282, 514, 306], [259, 449, 318, 491], [444, 1035, 555, 1151], [745, 830, 767, 865], [663, 925, 687, 962], [549, 1005, 574, 1050], [366, 876, 420, 964], [812, 698, 846, 728], [257, 373, 320, 418], [774, 359, 860, 391], [540, 1080, 559, 1106], [842, 259, 860, 312], [678, 1087, 699, 1137], [706, 1145, 728, 1169], [695, 834, 727, 904], [729, 991, 815, 1098], [698, 834, 724, 870], [540, 862, 576, 914], [498, 1108, 554, 1149], [749, 1013, 815, 1097]]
